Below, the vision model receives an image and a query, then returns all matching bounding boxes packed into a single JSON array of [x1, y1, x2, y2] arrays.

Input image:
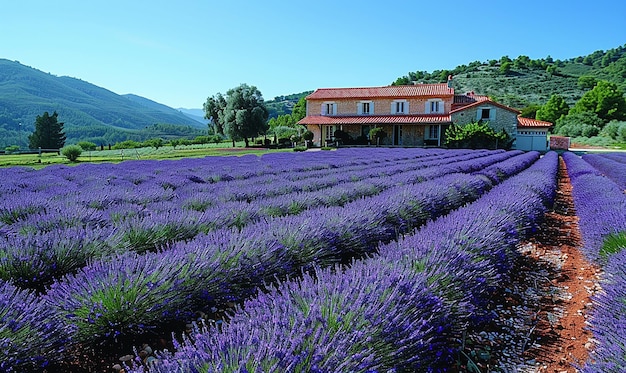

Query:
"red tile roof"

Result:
[[298, 114, 451, 125], [517, 116, 553, 128], [450, 99, 521, 114], [306, 84, 454, 100]]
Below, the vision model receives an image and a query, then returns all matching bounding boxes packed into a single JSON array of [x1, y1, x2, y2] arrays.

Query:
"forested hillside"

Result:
[[265, 91, 312, 120], [0, 59, 206, 148], [392, 44, 626, 109]]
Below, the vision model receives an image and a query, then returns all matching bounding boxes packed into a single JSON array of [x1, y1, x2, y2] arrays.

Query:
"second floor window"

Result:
[[359, 101, 373, 115], [426, 99, 444, 114], [396, 101, 405, 114], [323, 102, 336, 116]]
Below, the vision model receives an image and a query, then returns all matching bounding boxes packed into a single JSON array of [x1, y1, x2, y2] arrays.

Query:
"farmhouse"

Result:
[[298, 77, 552, 151]]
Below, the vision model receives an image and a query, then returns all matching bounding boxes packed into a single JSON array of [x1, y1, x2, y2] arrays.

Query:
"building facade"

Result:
[[298, 79, 552, 151]]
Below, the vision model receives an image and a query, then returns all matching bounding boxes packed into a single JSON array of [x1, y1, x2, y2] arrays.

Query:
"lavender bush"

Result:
[[582, 153, 626, 189], [0, 280, 67, 372]]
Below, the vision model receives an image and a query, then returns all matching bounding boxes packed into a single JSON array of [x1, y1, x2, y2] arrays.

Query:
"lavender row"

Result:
[[562, 152, 626, 372], [136, 152, 558, 372], [562, 152, 626, 262], [581, 152, 626, 189], [582, 249, 626, 372], [0, 151, 521, 292]]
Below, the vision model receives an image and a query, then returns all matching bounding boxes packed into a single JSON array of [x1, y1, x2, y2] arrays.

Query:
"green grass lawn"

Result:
[[0, 143, 294, 169]]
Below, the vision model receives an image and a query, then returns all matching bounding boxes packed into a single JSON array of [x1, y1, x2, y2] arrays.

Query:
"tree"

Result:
[[203, 93, 226, 135], [291, 97, 307, 122], [519, 104, 542, 119], [570, 80, 626, 123], [536, 94, 569, 123], [221, 84, 269, 147], [500, 61, 512, 76], [28, 111, 66, 149], [577, 76, 597, 90]]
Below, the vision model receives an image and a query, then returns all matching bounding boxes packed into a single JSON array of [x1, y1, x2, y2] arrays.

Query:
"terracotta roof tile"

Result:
[[517, 116, 553, 128], [450, 99, 520, 114], [306, 84, 454, 100], [298, 114, 451, 125]]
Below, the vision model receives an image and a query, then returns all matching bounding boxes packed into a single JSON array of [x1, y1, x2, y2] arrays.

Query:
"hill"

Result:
[[0, 59, 206, 148], [392, 44, 626, 110], [265, 91, 312, 120]]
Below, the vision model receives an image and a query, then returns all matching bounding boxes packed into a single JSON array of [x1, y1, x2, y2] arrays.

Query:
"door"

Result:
[[393, 125, 402, 146]]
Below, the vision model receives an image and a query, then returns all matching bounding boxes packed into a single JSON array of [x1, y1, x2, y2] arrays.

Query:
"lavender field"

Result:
[[0, 149, 624, 372]]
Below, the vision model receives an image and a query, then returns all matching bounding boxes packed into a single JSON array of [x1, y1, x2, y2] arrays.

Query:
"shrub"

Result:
[[61, 145, 82, 162], [144, 138, 164, 149], [445, 121, 511, 149], [4, 145, 19, 154], [581, 125, 600, 138], [293, 146, 307, 152], [77, 141, 97, 151], [112, 140, 143, 149], [368, 127, 387, 145]]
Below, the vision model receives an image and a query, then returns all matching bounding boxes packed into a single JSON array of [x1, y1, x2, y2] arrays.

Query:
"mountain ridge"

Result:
[[0, 59, 206, 147]]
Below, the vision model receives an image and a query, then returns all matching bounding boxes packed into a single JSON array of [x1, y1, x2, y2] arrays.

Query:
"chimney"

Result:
[[447, 75, 453, 88]]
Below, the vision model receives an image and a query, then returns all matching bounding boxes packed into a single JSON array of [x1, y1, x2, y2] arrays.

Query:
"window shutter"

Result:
[[322, 103, 327, 115], [425, 101, 430, 114], [332, 103, 337, 115], [357, 102, 362, 115], [370, 101, 374, 115], [491, 108, 496, 121], [405, 101, 409, 114], [391, 102, 395, 114]]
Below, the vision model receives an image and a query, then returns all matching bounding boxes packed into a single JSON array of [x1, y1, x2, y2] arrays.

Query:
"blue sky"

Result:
[[2, 0, 625, 109]]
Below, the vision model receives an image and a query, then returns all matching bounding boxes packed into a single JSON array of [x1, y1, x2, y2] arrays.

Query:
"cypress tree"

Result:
[[28, 111, 66, 149]]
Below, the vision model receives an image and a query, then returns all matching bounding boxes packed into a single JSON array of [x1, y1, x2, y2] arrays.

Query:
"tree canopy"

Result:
[[570, 80, 626, 123], [536, 94, 569, 123], [28, 111, 66, 149], [218, 84, 269, 147], [203, 93, 226, 135]]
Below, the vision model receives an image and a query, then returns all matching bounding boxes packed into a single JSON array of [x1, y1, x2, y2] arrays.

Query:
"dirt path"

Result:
[[519, 156, 602, 372]]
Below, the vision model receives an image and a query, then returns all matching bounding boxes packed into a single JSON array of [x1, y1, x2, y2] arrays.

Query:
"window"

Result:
[[324, 125, 335, 141], [427, 125, 439, 139], [477, 106, 495, 121], [362, 102, 370, 114], [358, 101, 373, 115], [392, 100, 408, 114], [322, 102, 336, 116], [426, 99, 444, 114]]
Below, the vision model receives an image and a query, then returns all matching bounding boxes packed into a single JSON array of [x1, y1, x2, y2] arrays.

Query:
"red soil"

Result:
[[520, 157, 601, 372]]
